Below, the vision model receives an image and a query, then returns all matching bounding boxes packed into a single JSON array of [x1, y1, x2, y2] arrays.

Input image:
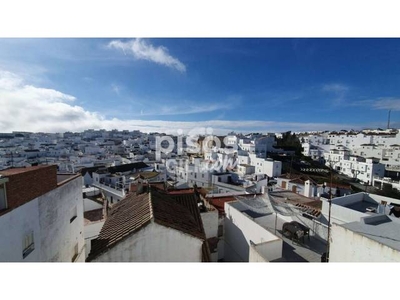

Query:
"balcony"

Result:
[[92, 181, 125, 198]]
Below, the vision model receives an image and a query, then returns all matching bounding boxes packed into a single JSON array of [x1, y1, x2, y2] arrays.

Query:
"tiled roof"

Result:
[[206, 194, 255, 216], [88, 192, 152, 260], [151, 189, 206, 240], [202, 242, 211, 262], [107, 162, 150, 174], [279, 173, 317, 185], [87, 188, 208, 261]]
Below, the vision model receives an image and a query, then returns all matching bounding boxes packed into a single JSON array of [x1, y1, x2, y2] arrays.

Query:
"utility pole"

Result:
[[325, 160, 335, 262], [289, 155, 293, 178]]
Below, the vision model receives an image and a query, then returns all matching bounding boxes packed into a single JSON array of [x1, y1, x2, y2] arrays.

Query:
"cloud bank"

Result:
[[107, 38, 186, 72], [350, 97, 400, 111], [0, 69, 362, 134]]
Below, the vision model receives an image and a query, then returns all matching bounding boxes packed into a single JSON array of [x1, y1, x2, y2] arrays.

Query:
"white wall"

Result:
[[294, 215, 329, 241], [83, 198, 102, 212], [0, 176, 85, 262], [330, 224, 400, 262], [38, 176, 85, 262], [224, 202, 282, 262], [238, 155, 250, 165], [249, 243, 268, 262], [201, 209, 218, 239], [84, 220, 105, 259], [0, 198, 41, 262], [249, 239, 283, 262], [249, 154, 282, 177], [92, 222, 203, 262], [321, 199, 367, 225]]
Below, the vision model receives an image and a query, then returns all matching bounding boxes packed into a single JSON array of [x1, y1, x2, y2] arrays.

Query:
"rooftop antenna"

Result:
[[387, 109, 392, 129]]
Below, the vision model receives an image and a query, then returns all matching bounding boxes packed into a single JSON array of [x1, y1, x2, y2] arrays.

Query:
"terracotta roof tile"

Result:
[[87, 188, 209, 261], [206, 194, 255, 216], [151, 190, 206, 240]]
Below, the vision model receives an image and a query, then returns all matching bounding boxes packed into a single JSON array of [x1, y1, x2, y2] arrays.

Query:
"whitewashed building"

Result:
[[224, 199, 283, 262], [325, 149, 385, 185], [248, 154, 282, 177], [330, 214, 400, 262], [0, 165, 85, 262], [87, 188, 210, 262]]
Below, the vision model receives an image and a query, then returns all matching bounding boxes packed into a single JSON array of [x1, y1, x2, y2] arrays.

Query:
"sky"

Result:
[[1, 38, 400, 134]]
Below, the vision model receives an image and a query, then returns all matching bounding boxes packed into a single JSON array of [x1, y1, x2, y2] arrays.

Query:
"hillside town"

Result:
[[1, 127, 400, 262]]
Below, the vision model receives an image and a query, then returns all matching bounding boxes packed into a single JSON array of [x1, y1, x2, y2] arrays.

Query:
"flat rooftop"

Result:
[[231, 196, 326, 262], [344, 201, 378, 213], [57, 173, 80, 185], [340, 215, 400, 251], [253, 212, 327, 262], [0, 165, 51, 176], [270, 190, 322, 208]]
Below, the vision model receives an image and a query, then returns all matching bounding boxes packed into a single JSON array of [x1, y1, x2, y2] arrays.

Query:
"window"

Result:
[[71, 243, 79, 262], [0, 182, 7, 211], [23, 231, 34, 259], [70, 206, 77, 223]]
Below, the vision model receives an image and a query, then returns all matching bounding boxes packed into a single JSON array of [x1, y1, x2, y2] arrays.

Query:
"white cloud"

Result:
[[322, 83, 349, 107], [111, 83, 121, 96], [350, 97, 400, 111], [107, 38, 186, 72], [0, 69, 362, 134], [137, 95, 242, 116], [0, 70, 23, 89], [82, 77, 94, 83], [370, 98, 400, 111], [140, 103, 229, 116], [322, 83, 349, 93]]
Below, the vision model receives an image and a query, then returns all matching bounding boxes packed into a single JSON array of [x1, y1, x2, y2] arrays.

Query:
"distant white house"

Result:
[[248, 153, 282, 177], [325, 149, 385, 185]]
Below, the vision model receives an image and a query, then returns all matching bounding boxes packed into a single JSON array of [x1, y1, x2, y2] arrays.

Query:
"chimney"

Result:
[[304, 180, 312, 198]]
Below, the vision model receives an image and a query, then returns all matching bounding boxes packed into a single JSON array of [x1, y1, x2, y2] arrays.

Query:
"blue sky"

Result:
[[1, 38, 400, 134]]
